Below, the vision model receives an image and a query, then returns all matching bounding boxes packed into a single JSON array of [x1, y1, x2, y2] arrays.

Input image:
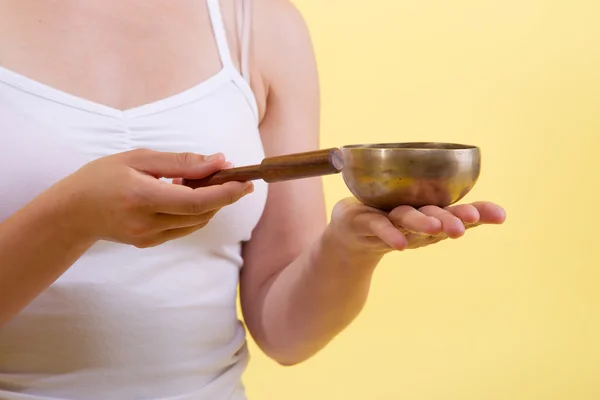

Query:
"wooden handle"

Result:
[[182, 165, 262, 189], [182, 148, 343, 189], [260, 148, 343, 183]]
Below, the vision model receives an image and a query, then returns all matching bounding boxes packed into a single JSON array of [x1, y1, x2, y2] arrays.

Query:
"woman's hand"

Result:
[[328, 198, 506, 254], [49, 149, 252, 248]]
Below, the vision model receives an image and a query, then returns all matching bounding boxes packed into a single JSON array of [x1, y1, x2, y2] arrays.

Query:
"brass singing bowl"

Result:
[[340, 142, 481, 210]]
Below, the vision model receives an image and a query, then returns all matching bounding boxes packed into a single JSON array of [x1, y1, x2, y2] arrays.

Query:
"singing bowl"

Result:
[[340, 142, 481, 210], [182, 142, 481, 211]]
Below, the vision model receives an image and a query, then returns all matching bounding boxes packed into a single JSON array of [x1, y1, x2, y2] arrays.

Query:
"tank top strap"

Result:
[[236, 0, 252, 83], [206, 0, 235, 71]]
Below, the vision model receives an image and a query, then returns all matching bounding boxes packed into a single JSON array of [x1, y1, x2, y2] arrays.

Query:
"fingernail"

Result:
[[204, 153, 224, 162], [224, 162, 234, 169], [243, 182, 254, 195]]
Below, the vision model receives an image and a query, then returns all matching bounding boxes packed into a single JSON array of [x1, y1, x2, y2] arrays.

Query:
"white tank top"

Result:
[[0, 0, 268, 399]]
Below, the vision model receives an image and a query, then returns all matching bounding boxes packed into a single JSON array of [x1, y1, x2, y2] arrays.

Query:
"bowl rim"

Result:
[[341, 142, 479, 150]]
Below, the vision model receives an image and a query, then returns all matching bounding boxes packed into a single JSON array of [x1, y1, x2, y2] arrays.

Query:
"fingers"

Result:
[[444, 204, 480, 225], [352, 213, 407, 250], [151, 180, 254, 215], [442, 202, 506, 227], [418, 206, 466, 238], [388, 206, 442, 235], [391, 203, 497, 239], [126, 149, 228, 179], [154, 210, 218, 231], [389, 205, 470, 239], [170, 162, 234, 186], [337, 199, 505, 254], [404, 231, 448, 248], [470, 201, 507, 224], [134, 225, 207, 248]]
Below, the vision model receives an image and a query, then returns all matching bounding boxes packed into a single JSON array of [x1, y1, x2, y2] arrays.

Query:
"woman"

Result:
[[0, 0, 505, 398]]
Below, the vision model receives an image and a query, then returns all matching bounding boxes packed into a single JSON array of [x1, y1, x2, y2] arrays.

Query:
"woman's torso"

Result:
[[0, 1, 268, 398]]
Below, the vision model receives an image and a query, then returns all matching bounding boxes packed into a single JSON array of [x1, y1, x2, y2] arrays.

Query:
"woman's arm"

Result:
[[240, 0, 380, 365], [0, 150, 249, 327], [0, 189, 95, 327], [240, 0, 506, 366]]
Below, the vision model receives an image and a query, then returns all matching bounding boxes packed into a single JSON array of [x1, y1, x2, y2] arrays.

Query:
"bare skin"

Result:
[[0, 0, 506, 366]]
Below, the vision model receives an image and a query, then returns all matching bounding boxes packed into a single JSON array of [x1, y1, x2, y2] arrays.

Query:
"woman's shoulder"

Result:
[[249, 0, 316, 120], [253, 0, 313, 61], [254, 0, 309, 30]]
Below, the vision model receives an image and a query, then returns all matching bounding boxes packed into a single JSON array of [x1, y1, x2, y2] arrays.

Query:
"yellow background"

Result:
[[244, 0, 599, 398]]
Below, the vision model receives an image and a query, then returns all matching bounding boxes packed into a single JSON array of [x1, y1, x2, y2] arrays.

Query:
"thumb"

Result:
[[126, 149, 226, 179]]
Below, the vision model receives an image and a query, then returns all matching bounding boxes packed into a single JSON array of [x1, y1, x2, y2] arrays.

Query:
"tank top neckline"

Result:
[[0, 0, 258, 121]]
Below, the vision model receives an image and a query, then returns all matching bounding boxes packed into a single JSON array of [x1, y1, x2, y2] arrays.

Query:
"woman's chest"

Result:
[[0, 83, 267, 233], [0, 0, 236, 110]]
